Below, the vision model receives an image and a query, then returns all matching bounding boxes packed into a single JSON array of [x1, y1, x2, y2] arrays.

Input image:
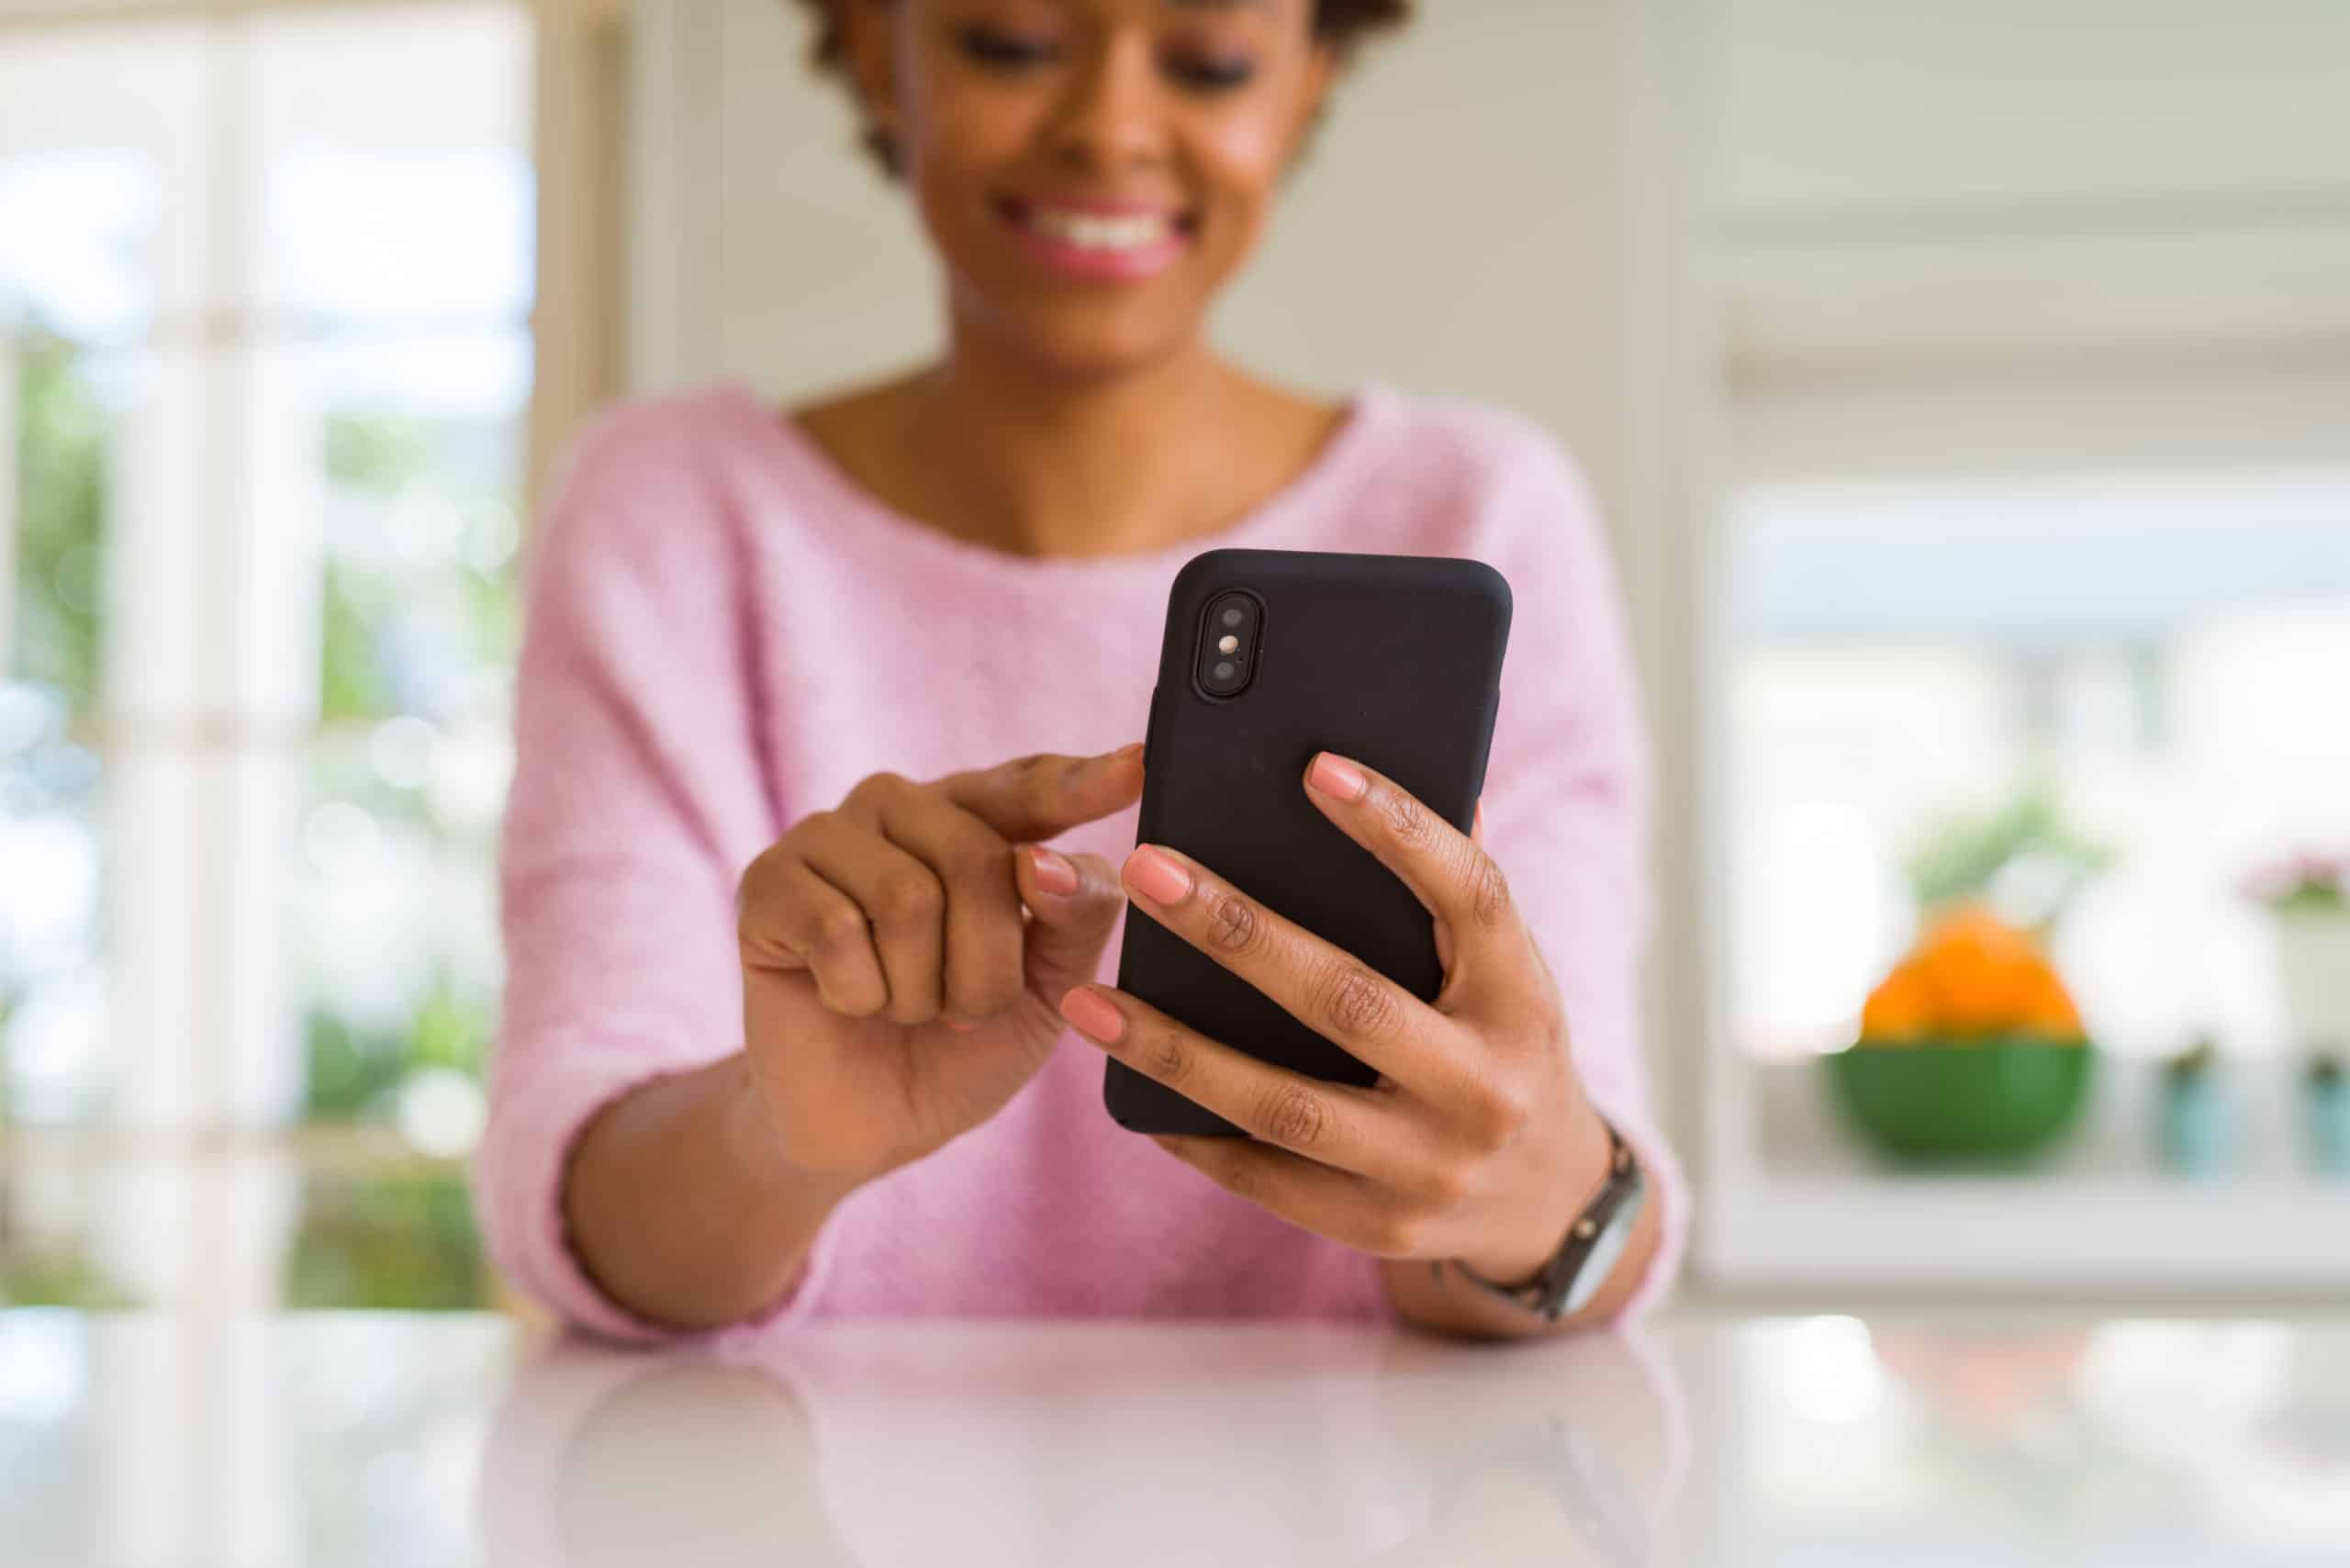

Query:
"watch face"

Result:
[[1557, 1173, 1647, 1317]]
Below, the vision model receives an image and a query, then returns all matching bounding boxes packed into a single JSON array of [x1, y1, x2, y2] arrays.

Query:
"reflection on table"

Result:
[[5, 1311, 2349, 1565], [481, 1321, 1681, 1568]]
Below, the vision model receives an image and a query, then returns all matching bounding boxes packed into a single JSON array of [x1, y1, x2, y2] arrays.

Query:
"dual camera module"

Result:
[[1195, 591, 1262, 698]]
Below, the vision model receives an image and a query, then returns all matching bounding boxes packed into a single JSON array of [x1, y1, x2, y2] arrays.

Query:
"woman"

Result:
[[479, 0, 1684, 1343]]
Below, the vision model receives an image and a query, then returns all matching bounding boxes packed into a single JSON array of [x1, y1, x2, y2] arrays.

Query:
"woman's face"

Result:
[[846, 0, 1334, 376]]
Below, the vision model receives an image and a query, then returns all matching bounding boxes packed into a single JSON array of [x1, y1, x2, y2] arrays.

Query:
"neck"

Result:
[[900, 326, 1255, 560]]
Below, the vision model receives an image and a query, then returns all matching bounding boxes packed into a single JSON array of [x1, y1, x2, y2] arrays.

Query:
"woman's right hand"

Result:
[[734, 744, 1145, 1185]]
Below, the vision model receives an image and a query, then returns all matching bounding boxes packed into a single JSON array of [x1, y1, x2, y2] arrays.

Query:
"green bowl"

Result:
[[1827, 1036, 2096, 1161]]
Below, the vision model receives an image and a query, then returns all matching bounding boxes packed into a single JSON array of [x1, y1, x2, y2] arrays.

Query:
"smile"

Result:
[[1021, 207, 1177, 252], [995, 196, 1194, 281]]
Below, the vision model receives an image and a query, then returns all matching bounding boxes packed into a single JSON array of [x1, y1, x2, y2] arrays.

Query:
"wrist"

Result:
[[719, 1055, 864, 1205], [1455, 1092, 1613, 1286]]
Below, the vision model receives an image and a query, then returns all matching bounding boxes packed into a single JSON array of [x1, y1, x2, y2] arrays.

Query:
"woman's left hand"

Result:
[[1057, 750, 1623, 1312]]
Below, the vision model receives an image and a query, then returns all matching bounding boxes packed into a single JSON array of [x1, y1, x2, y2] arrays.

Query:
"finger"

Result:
[[1015, 847, 1125, 989], [1114, 842, 1449, 1088], [738, 851, 890, 1016], [794, 813, 946, 1025], [1058, 983, 1399, 1177], [942, 743, 1143, 846], [874, 798, 1025, 1021], [1151, 1135, 1420, 1260], [1303, 752, 1519, 1002]]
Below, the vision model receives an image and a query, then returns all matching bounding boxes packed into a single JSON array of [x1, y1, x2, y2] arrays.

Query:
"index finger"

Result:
[[1302, 752, 1522, 1001], [942, 743, 1143, 844]]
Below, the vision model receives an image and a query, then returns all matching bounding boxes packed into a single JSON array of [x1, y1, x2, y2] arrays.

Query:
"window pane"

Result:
[[6, 337, 118, 718], [1728, 467, 2350, 1061], [250, 4, 533, 324], [283, 1166, 489, 1310], [314, 334, 529, 722], [294, 727, 502, 1152], [0, 720, 103, 1126]]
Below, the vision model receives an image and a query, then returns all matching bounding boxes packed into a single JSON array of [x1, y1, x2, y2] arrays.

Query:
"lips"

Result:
[[994, 195, 1196, 280]]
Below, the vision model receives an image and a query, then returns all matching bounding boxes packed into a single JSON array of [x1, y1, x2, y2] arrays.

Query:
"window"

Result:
[[1695, 0, 2350, 1290], [1, 4, 532, 1312], [1728, 423, 2350, 1064]]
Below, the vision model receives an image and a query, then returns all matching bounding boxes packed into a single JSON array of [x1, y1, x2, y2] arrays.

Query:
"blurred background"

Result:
[[0, 0, 2344, 1323]]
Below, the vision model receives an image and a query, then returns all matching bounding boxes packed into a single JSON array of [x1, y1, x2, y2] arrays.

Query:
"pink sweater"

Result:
[[478, 381, 1685, 1343]]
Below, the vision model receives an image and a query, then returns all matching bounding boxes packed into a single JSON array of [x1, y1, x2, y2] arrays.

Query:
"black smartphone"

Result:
[[1105, 547, 1514, 1137]]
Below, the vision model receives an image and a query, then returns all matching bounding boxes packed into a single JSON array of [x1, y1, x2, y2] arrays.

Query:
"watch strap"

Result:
[[1445, 1116, 1646, 1321]]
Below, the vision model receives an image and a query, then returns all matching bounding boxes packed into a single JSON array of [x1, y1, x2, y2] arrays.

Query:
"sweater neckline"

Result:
[[712, 377, 1397, 582]]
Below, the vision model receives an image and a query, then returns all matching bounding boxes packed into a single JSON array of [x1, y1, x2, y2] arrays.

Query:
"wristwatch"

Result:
[[1444, 1116, 1647, 1321]]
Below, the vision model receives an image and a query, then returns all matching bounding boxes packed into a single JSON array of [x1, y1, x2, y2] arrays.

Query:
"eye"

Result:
[[958, 25, 1059, 71], [1166, 54, 1258, 93]]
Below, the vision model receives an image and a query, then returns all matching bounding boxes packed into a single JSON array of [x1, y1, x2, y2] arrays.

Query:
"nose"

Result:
[[1046, 32, 1171, 173]]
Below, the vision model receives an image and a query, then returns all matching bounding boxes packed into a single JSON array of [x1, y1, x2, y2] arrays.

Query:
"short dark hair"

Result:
[[791, 0, 1413, 175]]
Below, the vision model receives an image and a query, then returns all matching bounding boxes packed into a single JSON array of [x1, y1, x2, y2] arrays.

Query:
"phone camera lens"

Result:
[[1220, 606, 1245, 629], [1213, 660, 1237, 681]]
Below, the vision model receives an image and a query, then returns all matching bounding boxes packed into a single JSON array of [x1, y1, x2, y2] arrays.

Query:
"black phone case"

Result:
[[1106, 548, 1513, 1137]]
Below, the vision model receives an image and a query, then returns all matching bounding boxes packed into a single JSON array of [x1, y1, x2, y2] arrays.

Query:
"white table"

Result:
[[3, 1311, 2345, 1565]]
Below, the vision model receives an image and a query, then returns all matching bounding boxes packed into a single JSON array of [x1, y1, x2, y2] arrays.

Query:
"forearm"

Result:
[[562, 1051, 858, 1333]]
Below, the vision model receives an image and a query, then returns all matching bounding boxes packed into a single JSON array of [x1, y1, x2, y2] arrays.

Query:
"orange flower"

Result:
[[1861, 905, 2087, 1043], [1861, 962, 1935, 1043]]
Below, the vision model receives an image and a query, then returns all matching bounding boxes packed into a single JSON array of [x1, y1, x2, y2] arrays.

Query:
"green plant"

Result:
[[2244, 854, 2348, 916], [282, 1170, 487, 1310], [1904, 781, 2114, 931], [304, 972, 492, 1123], [0, 1245, 140, 1309], [11, 332, 107, 711], [2165, 1037, 2221, 1082]]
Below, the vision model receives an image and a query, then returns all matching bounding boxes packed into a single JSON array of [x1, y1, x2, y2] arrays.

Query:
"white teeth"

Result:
[[1024, 208, 1173, 251]]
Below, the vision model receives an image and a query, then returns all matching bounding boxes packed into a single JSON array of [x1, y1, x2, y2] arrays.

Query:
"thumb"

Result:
[[1013, 845, 1126, 996]]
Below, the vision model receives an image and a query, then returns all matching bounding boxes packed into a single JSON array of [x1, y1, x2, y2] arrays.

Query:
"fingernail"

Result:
[[1025, 844, 1080, 895], [1306, 751, 1368, 801], [1123, 845, 1193, 906], [1059, 986, 1126, 1044]]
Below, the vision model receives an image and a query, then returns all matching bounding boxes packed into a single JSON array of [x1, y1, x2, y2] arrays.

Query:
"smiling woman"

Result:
[[482, 0, 1684, 1346]]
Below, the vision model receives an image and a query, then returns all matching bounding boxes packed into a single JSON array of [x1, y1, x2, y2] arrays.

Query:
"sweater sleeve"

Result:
[[1465, 428, 1688, 1319], [474, 404, 793, 1343]]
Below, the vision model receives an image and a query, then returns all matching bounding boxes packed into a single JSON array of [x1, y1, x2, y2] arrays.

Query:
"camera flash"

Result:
[[1217, 633, 1239, 655]]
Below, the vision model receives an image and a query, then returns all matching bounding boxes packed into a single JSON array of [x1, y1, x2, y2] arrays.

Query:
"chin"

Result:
[[976, 298, 1203, 382]]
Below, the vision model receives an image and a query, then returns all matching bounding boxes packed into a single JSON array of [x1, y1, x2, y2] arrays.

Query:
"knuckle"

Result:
[[1317, 963, 1398, 1041], [734, 850, 778, 927], [1363, 1210, 1432, 1260], [1464, 848, 1512, 930], [1416, 1159, 1473, 1212], [876, 871, 944, 928], [1203, 890, 1261, 956], [1462, 1072, 1534, 1153], [1257, 1080, 1331, 1151], [813, 903, 873, 953], [847, 771, 908, 807], [1377, 784, 1438, 849], [1144, 1024, 1193, 1085]]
